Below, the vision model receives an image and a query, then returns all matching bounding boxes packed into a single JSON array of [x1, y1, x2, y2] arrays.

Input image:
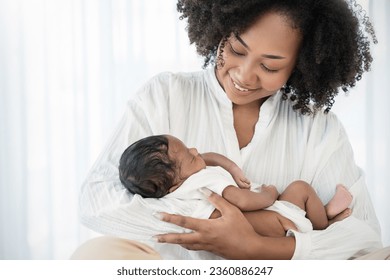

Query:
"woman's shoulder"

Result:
[[145, 70, 206, 88], [306, 109, 347, 143], [131, 70, 206, 100], [281, 98, 343, 126], [313, 110, 344, 132], [278, 98, 346, 140], [125, 70, 211, 114]]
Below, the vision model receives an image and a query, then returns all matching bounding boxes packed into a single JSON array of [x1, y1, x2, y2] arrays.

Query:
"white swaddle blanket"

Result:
[[127, 167, 233, 238], [126, 167, 233, 259]]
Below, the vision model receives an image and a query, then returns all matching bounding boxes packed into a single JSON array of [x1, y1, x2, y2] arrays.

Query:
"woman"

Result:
[[74, 0, 383, 259]]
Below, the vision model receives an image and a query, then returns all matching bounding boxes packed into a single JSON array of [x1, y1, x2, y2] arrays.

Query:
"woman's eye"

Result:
[[261, 64, 278, 73], [228, 43, 244, 56]]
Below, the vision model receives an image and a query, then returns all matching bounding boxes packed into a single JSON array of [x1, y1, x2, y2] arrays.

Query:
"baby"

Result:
[[119, 134, 353, 236]]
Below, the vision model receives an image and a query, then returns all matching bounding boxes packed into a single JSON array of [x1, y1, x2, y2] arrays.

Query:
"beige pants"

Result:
[[70, 236, 161, 260], [70, 236, 390, 260]]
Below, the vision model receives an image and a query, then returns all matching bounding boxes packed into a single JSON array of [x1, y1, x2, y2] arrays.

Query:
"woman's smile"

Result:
[[229, 75, 259, 96], [231, 76, 259, 92]]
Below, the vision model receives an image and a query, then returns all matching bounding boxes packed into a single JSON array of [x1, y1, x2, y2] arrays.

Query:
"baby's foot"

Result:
[[325, 184, 353, 219]]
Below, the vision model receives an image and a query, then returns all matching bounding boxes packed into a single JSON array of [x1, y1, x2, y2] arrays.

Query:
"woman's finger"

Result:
[[154, 231, 200, 245], [181, 243, 212, 251], [206, 190, 239, 215], [158, 212, 206, 232]]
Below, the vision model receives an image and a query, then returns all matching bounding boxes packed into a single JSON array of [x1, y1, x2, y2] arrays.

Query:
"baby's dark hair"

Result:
[[119, 135, 176, 198], [177, 0, 377, 114]]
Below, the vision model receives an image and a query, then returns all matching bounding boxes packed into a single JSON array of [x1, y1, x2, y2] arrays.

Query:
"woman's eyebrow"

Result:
[[235, 34, 250, 50], [235, 34, 286, 60]]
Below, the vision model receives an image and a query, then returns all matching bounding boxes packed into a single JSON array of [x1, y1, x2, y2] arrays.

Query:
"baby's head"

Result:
[[119, 135, 206, 198]]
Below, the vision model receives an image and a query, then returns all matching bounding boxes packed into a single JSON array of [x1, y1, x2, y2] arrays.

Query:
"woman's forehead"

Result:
[[240, 12, 302, 58]]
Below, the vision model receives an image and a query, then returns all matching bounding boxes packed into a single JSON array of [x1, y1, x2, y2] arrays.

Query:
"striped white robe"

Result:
[[79, 67, 382, 259]]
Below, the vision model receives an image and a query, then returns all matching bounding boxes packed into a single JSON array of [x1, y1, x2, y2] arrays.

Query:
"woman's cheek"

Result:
[[261, 75, 287, 92]]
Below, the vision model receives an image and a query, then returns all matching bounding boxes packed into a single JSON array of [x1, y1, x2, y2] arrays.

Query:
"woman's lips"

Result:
[[232, 80, 250, 92], [229, 77, 259, 95]]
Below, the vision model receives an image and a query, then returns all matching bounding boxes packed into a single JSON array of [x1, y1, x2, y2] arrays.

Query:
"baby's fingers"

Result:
[[238, 179, 251, 189]]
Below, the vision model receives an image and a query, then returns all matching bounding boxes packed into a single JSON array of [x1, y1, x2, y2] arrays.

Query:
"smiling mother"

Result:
[[216, 12, 301, 148], [73, 0, 384, 260]]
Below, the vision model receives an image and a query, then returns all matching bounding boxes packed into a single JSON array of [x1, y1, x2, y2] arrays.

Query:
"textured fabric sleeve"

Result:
[[290, 177, 382, 259], [291, 114, 383, 259], [79, 74, 171, 237]]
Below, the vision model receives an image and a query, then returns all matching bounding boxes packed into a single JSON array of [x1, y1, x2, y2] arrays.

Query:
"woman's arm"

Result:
[[156, 112, 383, 260], [79, 74, 172, 238], [202, 152, 250, 188], [291, 114, 383, 259], [289, 175, 382, 259], [155, 191, 295, 259]]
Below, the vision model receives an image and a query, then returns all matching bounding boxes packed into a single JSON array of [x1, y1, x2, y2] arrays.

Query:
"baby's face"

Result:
[[167, 135, 206, 190]]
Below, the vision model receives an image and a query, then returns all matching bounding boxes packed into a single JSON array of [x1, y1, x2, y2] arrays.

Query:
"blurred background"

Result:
[[0, 0, 389, 259]]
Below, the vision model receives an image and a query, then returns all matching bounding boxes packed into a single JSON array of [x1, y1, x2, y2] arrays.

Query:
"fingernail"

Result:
[[152, 212, 163, 220], [199, 187, 212, 197], [150, 235, 160, 242]]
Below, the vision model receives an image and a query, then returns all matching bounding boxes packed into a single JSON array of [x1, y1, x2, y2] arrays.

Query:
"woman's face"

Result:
[[215, 12, 302, 106]]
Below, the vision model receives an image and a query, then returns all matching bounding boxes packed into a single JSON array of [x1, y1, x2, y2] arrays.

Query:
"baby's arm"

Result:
[[222, 184, 279, 211], [201, 152, 250, 188]]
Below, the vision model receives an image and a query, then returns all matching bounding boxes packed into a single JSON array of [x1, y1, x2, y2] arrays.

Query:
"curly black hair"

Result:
[[119, 135, 177, 198], [177, 0, 377, 114]]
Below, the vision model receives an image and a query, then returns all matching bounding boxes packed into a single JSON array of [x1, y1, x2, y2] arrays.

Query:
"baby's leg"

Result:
[[325, 184, 353, 219], [279, 180, 329, 230], [210, 208, 291, 237], [244, 210, 295, 237]]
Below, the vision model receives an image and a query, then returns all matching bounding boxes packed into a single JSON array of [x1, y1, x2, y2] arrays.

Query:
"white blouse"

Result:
[[79, 67, 383, 259]]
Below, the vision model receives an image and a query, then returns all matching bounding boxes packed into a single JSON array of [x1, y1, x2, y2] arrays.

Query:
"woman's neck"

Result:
[[233, 99, 264, 149]]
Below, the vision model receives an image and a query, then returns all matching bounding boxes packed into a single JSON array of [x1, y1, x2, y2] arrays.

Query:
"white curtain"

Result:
[[332, 0, 390, 248], [0, 0, 388, 259]]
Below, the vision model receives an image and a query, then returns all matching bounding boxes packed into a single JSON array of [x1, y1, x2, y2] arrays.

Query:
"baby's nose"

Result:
[[189, 148, 198, 155]]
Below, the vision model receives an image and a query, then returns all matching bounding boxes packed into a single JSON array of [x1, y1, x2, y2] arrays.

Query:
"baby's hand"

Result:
[[230, 165, 251, 189], [260, 184, 279, 202]]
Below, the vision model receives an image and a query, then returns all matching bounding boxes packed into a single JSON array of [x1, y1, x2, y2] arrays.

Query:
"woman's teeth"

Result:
[[233, 81, 249, 92]]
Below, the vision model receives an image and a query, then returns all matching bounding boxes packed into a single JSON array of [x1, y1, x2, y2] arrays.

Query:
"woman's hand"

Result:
[[154, 190, 262, 259]]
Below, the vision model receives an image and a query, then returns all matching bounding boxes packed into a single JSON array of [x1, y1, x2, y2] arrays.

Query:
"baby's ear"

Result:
[[168, 183, 180, 193]]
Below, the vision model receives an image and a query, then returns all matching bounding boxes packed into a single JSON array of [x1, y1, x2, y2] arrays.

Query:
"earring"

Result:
[[281, 84, 291, 100]]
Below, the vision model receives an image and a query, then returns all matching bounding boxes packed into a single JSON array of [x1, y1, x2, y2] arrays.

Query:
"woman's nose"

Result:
[[236, 61, 259, 87]]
